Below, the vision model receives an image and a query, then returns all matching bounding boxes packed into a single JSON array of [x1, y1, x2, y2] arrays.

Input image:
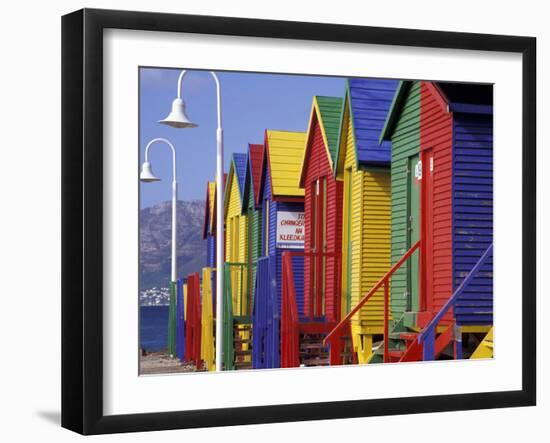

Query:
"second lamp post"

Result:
[[159, 70, 225, 372]]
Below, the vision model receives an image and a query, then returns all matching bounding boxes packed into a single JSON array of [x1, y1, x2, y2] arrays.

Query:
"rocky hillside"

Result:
[[140, 200, 206, 290]]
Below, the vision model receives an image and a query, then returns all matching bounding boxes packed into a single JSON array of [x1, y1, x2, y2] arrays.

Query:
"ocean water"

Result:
[[140, 305, 169, 352]]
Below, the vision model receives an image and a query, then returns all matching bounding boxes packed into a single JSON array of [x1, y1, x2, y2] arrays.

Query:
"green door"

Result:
[[407, 154, 421, 312]]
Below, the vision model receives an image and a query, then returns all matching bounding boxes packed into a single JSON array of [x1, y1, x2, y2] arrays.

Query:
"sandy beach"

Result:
[[139, 351, 199, 375]]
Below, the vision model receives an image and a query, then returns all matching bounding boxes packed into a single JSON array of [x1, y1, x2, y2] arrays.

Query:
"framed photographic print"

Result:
[[61, 8, 536, 435]]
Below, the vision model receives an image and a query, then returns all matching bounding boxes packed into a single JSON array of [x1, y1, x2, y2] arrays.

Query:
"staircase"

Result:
[[233, 322, 253, 370], [223, 262, 254, 370], [368, 323, 454, 364], [298, 331, 354, 367], [300, 333, 329, 366], [281, 250, 356, 367], [325, 242, 493, 364]]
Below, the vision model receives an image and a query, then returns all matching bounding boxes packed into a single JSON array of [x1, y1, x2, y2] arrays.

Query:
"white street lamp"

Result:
[[140, 138, 178, 283], [160, 70, 224, 371]]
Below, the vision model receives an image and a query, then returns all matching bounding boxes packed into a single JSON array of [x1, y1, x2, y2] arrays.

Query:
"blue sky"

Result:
[[139, 68, 346, 208]]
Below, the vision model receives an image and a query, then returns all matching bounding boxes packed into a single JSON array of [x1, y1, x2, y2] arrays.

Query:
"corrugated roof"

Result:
[[265, 130, 307, 198], [248, 143, 265, 206], [345, 78, 399, 165]]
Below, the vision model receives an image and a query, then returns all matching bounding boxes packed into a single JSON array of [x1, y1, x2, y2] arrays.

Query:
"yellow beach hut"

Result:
[[333, 78, 399, 363]]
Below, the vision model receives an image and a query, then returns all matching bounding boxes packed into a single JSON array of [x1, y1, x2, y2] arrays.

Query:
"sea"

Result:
[[140, 305, 169, 352]]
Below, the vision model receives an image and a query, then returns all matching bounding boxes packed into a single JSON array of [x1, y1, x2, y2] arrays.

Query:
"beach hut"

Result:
[[376, 80, 493, 361], [223, 152, 251, 369], [200, 267, 215, 370], [300, 96, 344, 322], [175, 278, 185, 361], [245, 144, 265, 306], [185, 273, 202, 368], [252, 130, 306, 369], [331, 78, 399, 363], [280, 96, 348, 368], [200, 178, 225, 370]]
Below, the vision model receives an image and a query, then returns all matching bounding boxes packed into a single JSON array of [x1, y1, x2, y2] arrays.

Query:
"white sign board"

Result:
[[276, 211, 305, 249]]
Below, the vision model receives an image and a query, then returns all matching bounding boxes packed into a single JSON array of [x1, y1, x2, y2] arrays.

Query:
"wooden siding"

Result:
[[339, 91, 391, 335], [265, 130, 307, 198], [246, 143, 264, 302], [303, 113, 343, 322], [263, 169, 305, 313], [420, 82, 454, 324], [360, 171, 391, 326], [390, 82, 421, 319], [249, 143, 265, 206], [247, 154, 262, 303], [452, 112, 493, 325], [315, 96, 344, 165], [206, 234, 215, 268], [253, 146, 305, 368], [225, 155, 249, 314]]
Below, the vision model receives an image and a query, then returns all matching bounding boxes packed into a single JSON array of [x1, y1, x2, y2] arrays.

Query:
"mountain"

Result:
[[140, 200, 206, 290]]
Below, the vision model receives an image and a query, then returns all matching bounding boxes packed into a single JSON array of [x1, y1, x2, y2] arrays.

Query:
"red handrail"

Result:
[[281, 250, 342, 367], [324, 241, 421, 363]]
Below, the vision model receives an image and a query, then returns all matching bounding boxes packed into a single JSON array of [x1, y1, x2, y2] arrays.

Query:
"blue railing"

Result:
[[418, 243, 493, 360]]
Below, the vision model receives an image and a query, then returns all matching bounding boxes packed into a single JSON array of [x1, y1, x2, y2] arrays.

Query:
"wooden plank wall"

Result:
[[390, 82, 421, 319], [452, 112, 494, 326], [420, 82, 454, 324]]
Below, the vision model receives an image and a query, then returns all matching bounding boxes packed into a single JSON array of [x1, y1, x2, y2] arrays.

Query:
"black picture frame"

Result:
[[61, 8, 536, 435]]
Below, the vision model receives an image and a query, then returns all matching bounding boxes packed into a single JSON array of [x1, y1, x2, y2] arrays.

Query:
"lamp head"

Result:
[[159, 98, 198, 128], [140, 162, 160, 182]]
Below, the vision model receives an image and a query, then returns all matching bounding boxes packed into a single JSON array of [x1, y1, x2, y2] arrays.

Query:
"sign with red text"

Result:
[[276, 211, 305, 249]]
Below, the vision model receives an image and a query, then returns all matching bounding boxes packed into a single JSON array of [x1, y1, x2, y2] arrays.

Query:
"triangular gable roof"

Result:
[[334, 78, 399, 170], [299, 96, 344, 186], [248, 143, 265, 207], [265, 130, 307, 200], [224, 153, 248, 216], [380, 80, 412, 142], [380, 80, 493, 142]]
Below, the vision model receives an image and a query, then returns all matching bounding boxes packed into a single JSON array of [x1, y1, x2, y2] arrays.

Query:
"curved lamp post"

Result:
[[140, 138, 178, 357], [159, 70, 224, 371]]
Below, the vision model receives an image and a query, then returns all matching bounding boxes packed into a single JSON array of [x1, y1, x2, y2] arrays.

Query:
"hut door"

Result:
[[311, 177, 327, 317], [407, 154, 421, 312]]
